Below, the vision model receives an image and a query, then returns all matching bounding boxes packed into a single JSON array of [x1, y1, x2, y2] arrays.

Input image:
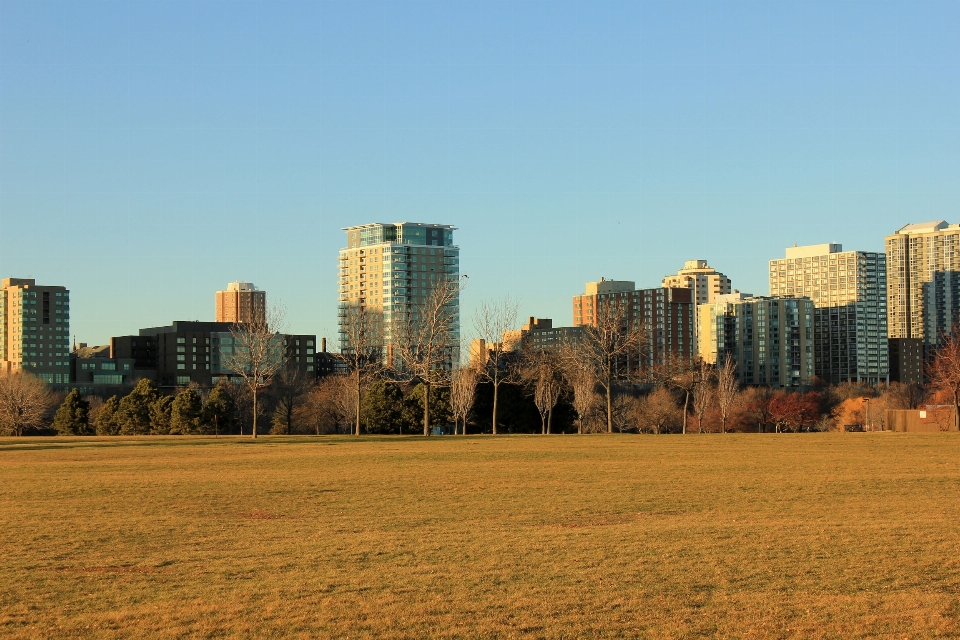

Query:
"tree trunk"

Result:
[[682, 390, 690, 435], [547, 407, 553, 435], [605, 385, 613, 434], [954, 390, 959, 431], [355, 372, 362, 436], [721, 413, 726, 434], [541, 414, 546, 435], [492, 382, 499, 435], [252, 389, 258, 439], [423, 383, 431, 436]]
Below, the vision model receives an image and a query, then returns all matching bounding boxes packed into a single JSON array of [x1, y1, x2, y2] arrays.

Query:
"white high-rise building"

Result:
[[886, 221, 960, 345], [769, 243, 887, 384]]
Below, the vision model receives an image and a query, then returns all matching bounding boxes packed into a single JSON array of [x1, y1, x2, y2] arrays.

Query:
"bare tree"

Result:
[[337, 303, 385, 436], [654, 360, 702, 435], [527, 351, 563, 434], [692, 360, 714, 434], [394, 276, 464, 436], [309, 374, 356, 434], [881, 382, 925, 410], [449, 365, 479, 435], [634, 388, 682, 434], [0, 372, 52, 436], [744, 386, 775, 433], [564, 366, 597, 434], [220, 305, 287, 438], [928, 324, 960, 431], [716, 357, 739, 434], [563, 297, 645, 433], [331, 375, 357, 434], [270, 368, 311, 435], [473, 297, 521, 435]]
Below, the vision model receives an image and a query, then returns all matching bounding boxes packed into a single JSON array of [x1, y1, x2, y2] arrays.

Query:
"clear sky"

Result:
[[2, 1, 958, 345]]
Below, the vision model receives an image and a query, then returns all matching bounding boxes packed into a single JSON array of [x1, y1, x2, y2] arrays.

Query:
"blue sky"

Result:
[[2, 1, 959, 345]]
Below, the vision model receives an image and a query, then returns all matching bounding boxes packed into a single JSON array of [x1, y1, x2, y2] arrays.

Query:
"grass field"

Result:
[[2, 433, 960, 639]]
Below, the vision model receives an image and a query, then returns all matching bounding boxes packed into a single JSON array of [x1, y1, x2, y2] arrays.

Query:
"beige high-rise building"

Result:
[[769, 243, 887, 384], [697, 291, 751, 363], [339, 223, 460, 366], [215, 282, 266, 324], [886, 221, 960, 345], [1, 278, 71, 383], [662, 260, 732, 307], [662, 260, 732, 354]]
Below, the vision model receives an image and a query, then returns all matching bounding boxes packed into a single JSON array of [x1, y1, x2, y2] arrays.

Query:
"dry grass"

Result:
[[2, 433, 960, 638]]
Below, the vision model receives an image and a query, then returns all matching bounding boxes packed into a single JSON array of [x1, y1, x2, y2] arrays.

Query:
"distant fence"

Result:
[[885, 407, 957, 433]]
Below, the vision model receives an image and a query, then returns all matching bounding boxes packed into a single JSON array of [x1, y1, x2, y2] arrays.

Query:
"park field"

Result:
[[2, 434, 960, 639]]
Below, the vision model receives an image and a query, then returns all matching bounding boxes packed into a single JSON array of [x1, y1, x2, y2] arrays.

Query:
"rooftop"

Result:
[[342, 222, 457, 231], [896, 221, 950, 235], [784, 243, 842, 259]]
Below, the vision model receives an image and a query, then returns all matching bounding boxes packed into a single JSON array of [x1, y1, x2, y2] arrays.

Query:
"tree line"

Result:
[[5, 287, 960, 436]]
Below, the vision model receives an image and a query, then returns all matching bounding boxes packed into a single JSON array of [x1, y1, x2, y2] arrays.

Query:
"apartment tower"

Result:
[[573, 278, 694, 369], [662, 260, 732, 306], [699, 295, 814, 388], [215, 282, 266, 324], [885, 221, 960, 345], [662, 260, 732, 354], [697, 291, 750, 364], [769, 244, 887, 384], [339, 223, 460, 366], [0, 278, 71, 383]]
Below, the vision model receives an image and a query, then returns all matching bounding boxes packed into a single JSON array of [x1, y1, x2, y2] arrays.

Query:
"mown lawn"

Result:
[[2, 433, 960, 639]]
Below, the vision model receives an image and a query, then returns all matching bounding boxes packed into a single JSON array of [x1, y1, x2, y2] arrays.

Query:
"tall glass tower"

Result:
[[339, 222, 460, 365]]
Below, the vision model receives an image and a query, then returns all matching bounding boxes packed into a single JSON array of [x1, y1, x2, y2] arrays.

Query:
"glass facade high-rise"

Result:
[[1, 278, 71, 383], [339, 223, 460, 366]]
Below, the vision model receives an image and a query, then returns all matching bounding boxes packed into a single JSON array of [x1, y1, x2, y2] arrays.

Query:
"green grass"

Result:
[[2, 433, 960, 638]]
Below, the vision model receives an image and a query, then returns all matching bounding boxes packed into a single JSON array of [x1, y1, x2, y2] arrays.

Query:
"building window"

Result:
[[176, 376, 190, 385], [93, 374, 123, 385]]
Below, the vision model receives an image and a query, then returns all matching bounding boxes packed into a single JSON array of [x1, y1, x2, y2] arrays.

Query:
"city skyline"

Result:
[[2, 2, 959, 344]]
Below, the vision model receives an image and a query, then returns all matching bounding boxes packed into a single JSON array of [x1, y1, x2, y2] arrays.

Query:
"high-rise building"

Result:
[[0, 278, 71, 383], [699, 295, 814, 388], [662, 260, 732, 355], [886, 221, 960, 345], [769, 244, 887, 384], [339, 223, 460, 365], [215, 282, 266, 324], [662, 260, 732, 307], [572, 279, 694, 369], [697, 292, 751, 364], [888, 337, 924, 385]]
